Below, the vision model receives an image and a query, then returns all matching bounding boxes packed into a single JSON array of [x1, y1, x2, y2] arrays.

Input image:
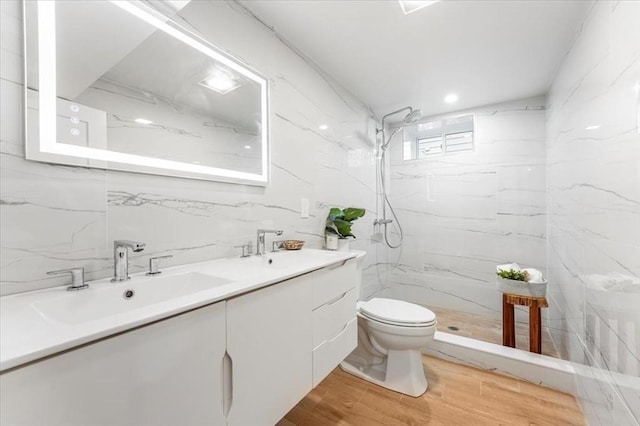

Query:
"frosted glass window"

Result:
[[402, 114, 474, 160], [417, 136, 443, 158], [445, 131, 473, 153]]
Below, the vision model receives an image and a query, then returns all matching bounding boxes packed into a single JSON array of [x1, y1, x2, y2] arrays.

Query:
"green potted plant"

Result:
[[325, 207, 366, 251], [496, 264, 547, 297]]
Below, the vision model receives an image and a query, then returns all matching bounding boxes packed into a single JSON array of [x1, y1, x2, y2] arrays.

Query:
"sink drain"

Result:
[[123, 289, 135, 299]]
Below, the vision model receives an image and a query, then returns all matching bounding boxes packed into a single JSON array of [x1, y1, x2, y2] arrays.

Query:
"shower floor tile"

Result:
[[426, 305, 560, 358]]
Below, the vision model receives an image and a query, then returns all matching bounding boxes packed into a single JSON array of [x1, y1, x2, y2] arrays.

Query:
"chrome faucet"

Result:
[[112, 240, 145, 282], [256, 229, 283, 255]]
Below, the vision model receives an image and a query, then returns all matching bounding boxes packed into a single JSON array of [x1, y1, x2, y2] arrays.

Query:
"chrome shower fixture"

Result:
[[403, 109, 423, 125], [375, 105, 422, 249], [378, 106, 423, 132], [377, 106, 423, 152]]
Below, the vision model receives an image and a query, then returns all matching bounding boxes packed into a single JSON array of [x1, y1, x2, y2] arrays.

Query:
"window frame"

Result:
[[401, 113, 475, 161]]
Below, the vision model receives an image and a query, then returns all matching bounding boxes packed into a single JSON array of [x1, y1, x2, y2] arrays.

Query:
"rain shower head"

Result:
[[404, 109, 423, 124], [380, 106, 422, 129], [379, 106, 423, 152]]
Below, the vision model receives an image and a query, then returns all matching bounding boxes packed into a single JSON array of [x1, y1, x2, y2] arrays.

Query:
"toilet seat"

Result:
[[358, 298, 436, 327]]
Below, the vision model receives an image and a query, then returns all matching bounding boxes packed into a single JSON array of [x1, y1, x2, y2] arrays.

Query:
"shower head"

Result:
[[404, 109, 422, 125], [378, 106, 423, 152], [380, 106, 422, 129]]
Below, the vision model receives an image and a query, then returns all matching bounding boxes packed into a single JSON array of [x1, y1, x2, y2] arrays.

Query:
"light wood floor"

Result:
[[428, 306, 560, 358], [279, 355, 585, 426]]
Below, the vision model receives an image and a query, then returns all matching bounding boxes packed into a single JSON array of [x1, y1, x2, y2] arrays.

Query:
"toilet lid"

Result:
[[359, 298, 436, 326]]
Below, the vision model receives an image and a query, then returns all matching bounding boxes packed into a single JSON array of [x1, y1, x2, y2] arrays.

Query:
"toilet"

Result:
[[340, 252, 437, 397]]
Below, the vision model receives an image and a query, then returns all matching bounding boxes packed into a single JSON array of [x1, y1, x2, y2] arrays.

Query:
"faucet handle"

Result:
[[147, 255, 173, 275], [234, 241, 253, 258], [47, 267, 88, 291], [271, 240, 283, 253]]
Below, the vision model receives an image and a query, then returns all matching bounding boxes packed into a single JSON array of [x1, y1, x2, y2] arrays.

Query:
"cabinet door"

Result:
[[0, 302, 227, 426], [226, 275, 312, 426]]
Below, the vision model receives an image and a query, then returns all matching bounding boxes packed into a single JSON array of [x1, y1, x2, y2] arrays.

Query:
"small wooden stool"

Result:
[[502, 293, 548, 354]]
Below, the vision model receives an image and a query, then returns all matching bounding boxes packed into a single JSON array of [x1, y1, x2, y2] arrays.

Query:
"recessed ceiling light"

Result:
[[444, 94, 458, 104], [199, 69, 241, 95], [134, 118, 153, 125], [398, 0, 440, 15], [244, 145, 252, 149], [585, 125, 600, 130], [319, 124, 328, 130]]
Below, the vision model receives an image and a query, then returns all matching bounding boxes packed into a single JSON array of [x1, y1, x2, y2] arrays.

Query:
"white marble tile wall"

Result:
[[546, 1, 639, 424], [0, 0, 381, 297], [380, 97, 547, 322]]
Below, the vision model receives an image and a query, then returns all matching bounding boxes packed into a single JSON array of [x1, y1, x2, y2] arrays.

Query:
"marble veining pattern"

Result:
[[0, 0, 382, 297], [382, 97, 547, 323], [2, 2, 639, 424], [546, 1, 640, 424]]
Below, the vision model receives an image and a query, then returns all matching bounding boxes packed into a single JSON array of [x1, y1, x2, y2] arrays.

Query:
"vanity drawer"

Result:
[[313, 288, 357, 349], [312, 318, 357, 387], [312, 258, 357, 309]]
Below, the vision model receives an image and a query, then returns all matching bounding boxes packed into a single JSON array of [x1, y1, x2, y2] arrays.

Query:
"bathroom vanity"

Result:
[[0, 249, 358, 426]]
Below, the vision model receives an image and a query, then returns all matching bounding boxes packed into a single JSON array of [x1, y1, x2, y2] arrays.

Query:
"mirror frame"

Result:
[[24, 0, 270, 186]]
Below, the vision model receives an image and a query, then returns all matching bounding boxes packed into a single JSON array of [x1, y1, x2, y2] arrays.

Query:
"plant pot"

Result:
[[497, 277, 547, 298], [337, 238, 350, 252], [326, 235, 338, 250]]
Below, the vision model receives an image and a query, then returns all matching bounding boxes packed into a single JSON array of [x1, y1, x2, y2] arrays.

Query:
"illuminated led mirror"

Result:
[[24, 1, 269, 185]]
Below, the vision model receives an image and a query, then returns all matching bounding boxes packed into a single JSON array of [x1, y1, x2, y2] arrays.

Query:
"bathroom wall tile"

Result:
[[0, 78, 24, 157], [1, 22, 110, 294], [0, 0, 23, 85], [0, 1, 381, 296], [382, 96, 548, 321], [546, 0, 640, 424], [0, 152, 108, 293]]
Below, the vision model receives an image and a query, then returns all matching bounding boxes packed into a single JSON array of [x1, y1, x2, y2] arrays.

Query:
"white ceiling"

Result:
[[101, 28, 261, 131], [241, 0, 591, 119]]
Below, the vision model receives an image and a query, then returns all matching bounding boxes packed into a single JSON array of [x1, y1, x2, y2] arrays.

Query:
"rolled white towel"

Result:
[[522, 268, 544, 283], [584, 273, 639, 292], [497, 263, 521, 273]]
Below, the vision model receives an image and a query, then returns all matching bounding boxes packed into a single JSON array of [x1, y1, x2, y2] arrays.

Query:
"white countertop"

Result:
[[0, 249, 359, 372]]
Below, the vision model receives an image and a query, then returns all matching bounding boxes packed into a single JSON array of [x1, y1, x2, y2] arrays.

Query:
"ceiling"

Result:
[[53, 1, 259, 131], [241, 0, 591, 120], [101, 27, 261, 131]]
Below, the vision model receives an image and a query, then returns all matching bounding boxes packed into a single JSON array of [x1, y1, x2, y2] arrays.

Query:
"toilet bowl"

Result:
[[339, 252, 437, 397]]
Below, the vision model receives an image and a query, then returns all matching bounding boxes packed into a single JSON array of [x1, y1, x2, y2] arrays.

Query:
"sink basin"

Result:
[[31, 272, 232, 325], [243, 249, 348, 269]]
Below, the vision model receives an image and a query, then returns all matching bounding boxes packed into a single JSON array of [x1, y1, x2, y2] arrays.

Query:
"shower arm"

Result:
[[377, 106, 415, 152], [378, 106, 414, 133]]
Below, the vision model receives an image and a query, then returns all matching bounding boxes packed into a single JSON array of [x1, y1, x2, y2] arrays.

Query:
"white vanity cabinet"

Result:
[[227, 274, 312, 426], [0, 256, 358, 426], [0, 302, 227, 426], [310, 259, 358, 387]]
